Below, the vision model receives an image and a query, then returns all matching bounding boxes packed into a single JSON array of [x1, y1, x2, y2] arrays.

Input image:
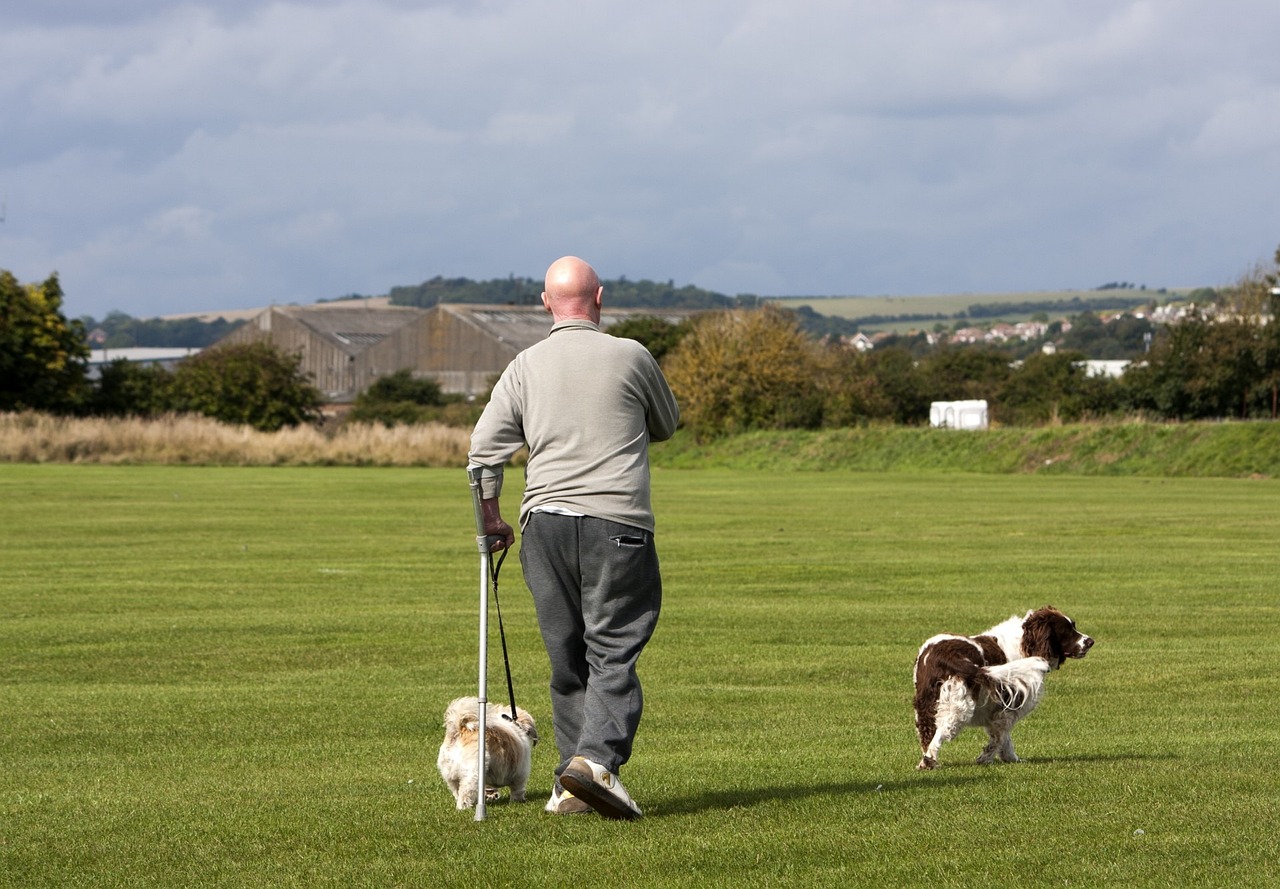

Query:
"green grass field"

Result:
[[3, 465, 1277, 887]]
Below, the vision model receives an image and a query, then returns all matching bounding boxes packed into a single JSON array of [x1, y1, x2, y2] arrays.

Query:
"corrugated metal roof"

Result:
[[272, 304, 425, 354], [438, 304, 701, 352]]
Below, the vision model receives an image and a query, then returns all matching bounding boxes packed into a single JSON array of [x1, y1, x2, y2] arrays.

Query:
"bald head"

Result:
[[542, 256, 602, 323]]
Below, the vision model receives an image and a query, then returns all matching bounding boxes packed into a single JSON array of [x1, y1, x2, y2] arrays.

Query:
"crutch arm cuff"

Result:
[[467, 463, 504, 500]]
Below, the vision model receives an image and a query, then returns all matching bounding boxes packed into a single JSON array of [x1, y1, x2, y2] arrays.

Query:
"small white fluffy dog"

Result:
[[437, 696, 538, 810]]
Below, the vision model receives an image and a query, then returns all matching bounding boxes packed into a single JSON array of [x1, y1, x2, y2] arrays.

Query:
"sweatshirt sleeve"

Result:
[[643, 353, 680, 442], [466, 362, 527, 499]]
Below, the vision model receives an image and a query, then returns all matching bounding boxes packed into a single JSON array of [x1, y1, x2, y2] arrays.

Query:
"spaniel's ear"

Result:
[[1021, 611, 1052, 660]]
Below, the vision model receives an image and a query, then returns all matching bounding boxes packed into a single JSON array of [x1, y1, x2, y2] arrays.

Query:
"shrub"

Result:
[[664, 306, 825, 439], [169, 342, 323, 431]]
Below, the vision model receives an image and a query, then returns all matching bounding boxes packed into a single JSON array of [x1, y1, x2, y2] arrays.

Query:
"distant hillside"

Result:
[[772, 286, 1209, 333]]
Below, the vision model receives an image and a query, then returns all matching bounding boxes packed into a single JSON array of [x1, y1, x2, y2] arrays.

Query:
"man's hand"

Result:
[[481, 498, 515, 551]]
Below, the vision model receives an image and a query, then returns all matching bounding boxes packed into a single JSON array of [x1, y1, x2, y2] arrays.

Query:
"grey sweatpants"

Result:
[[519, 512, 662, 777]]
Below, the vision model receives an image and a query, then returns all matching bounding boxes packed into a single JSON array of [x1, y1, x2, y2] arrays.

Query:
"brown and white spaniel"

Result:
[[913, 606, 1094, 770]]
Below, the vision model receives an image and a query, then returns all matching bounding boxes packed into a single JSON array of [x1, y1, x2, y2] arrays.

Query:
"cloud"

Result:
[[2, 0, 1280, 319]]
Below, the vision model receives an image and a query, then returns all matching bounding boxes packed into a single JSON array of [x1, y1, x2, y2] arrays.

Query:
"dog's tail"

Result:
[[980, 657, 1051, 712], [442, 696, 481, 744]]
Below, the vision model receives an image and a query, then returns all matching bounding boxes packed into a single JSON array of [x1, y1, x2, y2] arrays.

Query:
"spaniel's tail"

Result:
[[981, 657, 1051, 712]]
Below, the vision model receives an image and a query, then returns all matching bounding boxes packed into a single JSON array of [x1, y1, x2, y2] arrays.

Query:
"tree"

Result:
[[169, 342, 323, 431], [359, 368, 445, 407], [0, 270, 89, 413], [86, 359, 174, 418], [606, 315, 692, 362], [1121, 311, 1259, 420], [867, 346, 931, 424], [663, 306, 824, 439], [1213, 245, 1280, 418], [998, 351, 1119, 425], [812, 342, 894, 427], [918, 346, 1012, 407], [345, 368, 448, 426]]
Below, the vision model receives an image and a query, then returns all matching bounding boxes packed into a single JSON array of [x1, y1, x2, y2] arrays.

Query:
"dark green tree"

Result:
[[345, 369, 449, 426], [918, 346, 1013, 406], [867, 346, 931, 424], [1262, 264, 1280, 418], [998, 351, 1119, 425], [606, 316, 692, 362], [0, 270, 89, 413], [87, 359, 175, 418], [360, 369, 444, 406], [169, 342, 323, 431], [1121, 312, 1259, 420]]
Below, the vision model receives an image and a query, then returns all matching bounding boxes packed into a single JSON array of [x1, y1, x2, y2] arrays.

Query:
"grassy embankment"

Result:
[[4, 411, 1279, 479]]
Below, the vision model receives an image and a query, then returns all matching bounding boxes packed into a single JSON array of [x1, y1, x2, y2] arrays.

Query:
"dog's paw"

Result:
[[916, 756, 937, 771]]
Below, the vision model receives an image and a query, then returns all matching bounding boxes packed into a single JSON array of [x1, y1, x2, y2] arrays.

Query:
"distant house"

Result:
[[211, 303, 700, 401], [1081, 360, 1131, 378], [843, 332, 875, 352]]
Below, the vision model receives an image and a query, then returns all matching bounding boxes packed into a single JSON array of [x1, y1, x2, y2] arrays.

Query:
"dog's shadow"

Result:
[[648, 751, 1172, 817], [1014, 751, 1174, 766]]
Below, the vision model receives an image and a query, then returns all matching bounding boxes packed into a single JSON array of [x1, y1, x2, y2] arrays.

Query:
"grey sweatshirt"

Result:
[[467, 318, 680, 532]]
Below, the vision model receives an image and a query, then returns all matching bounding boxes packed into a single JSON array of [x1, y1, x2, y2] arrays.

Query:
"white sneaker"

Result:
[[558, 756, 643, 821], [544, 783, 593, 815]]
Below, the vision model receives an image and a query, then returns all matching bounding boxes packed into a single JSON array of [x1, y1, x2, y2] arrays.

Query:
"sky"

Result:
[[3, 0, 1280, 321]]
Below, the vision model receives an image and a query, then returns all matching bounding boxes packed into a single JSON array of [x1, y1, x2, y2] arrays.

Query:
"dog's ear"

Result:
[[509, 708, 538, 743], [1022, 609, 1068, 667], [1021, 611, 1051, 660]]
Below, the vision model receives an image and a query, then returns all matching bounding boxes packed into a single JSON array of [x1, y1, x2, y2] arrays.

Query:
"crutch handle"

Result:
[[475, 534, 506, 554]]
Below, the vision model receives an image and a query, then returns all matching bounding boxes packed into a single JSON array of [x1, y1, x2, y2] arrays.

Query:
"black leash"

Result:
[[488, 545, 519, 723]]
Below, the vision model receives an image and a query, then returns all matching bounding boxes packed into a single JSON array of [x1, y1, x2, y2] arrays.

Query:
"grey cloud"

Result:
[[2, 0, 1279, 319]]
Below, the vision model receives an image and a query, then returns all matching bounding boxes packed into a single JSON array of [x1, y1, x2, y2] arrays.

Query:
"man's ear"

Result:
[[541, 291, 552, 313]]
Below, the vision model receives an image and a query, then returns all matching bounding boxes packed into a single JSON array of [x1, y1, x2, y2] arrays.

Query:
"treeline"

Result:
[[79, 310, 244, 348], [4, 270, 320, 431], [633, 293, 1280, 438], [8, 250, 1279, 443], [386, 274, 740, 310], [964, 293, 1153, 319]]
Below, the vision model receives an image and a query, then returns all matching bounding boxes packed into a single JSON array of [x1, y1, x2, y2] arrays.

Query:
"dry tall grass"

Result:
[[0, 412, 477, 467]]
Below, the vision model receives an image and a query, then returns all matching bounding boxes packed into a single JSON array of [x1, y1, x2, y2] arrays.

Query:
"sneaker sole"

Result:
[[547, 797, 594, 815], [559, 767, 642, 821]]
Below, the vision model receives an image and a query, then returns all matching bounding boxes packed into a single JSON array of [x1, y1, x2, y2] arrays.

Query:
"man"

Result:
[[467, 255, 679, 820]]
